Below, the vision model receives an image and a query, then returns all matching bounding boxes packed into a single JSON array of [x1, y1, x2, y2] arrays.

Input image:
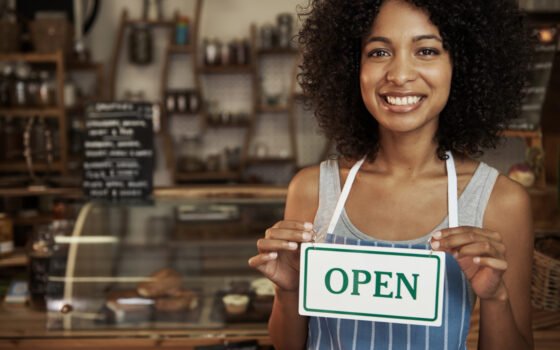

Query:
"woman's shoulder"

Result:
[[284, 165, 322, 221], [483, 171, 532, 240], [487, 174, 531, 216]]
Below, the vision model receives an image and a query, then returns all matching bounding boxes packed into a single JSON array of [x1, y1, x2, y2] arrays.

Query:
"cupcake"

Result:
[[222, 294, 250, 315], [251, 278, 275, 300]]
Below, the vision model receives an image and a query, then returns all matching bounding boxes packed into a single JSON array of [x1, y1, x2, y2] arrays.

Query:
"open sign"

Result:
[[299, 243, 446, 326]]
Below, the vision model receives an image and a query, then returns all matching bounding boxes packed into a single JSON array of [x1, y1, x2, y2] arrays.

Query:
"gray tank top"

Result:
[[313, 158, 500, 244]]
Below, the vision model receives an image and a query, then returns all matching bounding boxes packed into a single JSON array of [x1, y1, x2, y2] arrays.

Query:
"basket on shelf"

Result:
[[531, 234, 560, 311], [29, 19, 73, 55], [0, 20, 20, 53]]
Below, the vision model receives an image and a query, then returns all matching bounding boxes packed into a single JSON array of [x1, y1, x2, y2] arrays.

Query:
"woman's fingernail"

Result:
[[473, 256, 480, 264], [287, 242, 298, 250], [432, 231, 442, 239], [302, 232, 312, 241], [431, 241, 440, 249], [268, 252, 278, 259], [304, 222, 313, 231]]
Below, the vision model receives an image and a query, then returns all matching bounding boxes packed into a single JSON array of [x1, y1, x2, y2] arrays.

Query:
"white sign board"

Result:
[[299, 243, 446, 326]]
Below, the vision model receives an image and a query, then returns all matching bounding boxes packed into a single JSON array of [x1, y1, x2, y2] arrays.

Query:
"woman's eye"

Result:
[[418, 48, 440, 56], [367, 49, 390, 58]]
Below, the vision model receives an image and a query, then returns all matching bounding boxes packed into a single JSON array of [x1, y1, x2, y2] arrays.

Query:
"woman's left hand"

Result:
[[430, 226, 508, 301]]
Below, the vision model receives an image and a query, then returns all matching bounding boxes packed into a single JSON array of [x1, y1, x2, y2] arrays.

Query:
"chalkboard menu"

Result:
[[83, 102, 154, 202], [510, 25, 558, 130]]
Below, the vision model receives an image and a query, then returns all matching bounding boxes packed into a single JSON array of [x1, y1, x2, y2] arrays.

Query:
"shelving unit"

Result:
[[0, 51, 67, 175], [243, 25, 299, 181], [65, 60, 104, 175], [108, 10, 176, 100], [159, 3, 203, 183]]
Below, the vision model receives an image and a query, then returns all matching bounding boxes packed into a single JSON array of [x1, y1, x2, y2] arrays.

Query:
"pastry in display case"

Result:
[[43, 194, 284, 332]]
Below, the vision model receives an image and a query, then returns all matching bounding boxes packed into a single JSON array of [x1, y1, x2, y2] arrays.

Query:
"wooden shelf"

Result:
[[124, 19, 175, 27], [0, 162, 63, 172], [293, 92, 309, 101], [0, 52, 60, 63], [200, 65, 254, 74], [167, 45, 194, 54], [501, 129, 542, 138], [257, 47, 299, 55], [247, 157, 295, 165], [0, 108, 64, 117], [175, 171, 240, 182], [0, 187, 81, 198], [0, 250, 27, 268], [13, 213, 53, 226], [257, 105, 289, 113], [66, 61, 103, 70], [206, 122, 251, 128]]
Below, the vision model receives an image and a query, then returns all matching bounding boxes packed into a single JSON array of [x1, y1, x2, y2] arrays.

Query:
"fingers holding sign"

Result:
[[430, 226, 509, 300], [248, 220, 315, 292]]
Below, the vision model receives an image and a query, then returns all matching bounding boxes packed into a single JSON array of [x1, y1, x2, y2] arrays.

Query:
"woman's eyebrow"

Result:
[[412, 34, 442, 42], [364, 36, 391, 44], [364, 34, 442, 45]]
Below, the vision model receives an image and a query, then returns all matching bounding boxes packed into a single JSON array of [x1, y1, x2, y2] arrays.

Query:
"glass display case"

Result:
[[44, 192, 285, 335]]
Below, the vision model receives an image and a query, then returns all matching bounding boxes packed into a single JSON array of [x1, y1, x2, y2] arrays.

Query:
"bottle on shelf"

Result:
[[0, 213, 14, 257], [27, 224, 54, 311], [13, 62, 31, 107], [38, 71, 57, 107], [175, 16, 190, 46], [0, 64, 14, 107]]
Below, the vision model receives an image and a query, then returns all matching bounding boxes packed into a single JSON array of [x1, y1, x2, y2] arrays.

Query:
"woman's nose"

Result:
[[386, 55, 417, 85]]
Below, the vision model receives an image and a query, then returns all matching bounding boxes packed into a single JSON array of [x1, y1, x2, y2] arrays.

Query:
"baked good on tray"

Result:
[[137, 268, 183, 298], [155, 289, 199, 312], [222, 294, 250, 315]]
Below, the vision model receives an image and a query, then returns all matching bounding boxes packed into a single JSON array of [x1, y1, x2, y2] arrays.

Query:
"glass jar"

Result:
[[27, 219, 74, 311], [27, 71, 41, 107], [260, 24, 275, 49], [0, 213, 14, 256], [204, 39, 221, 66], [179, 135, 204, 173], [32, 118, 47, 161], [13, 62, 30, 107], [38, 70, 56, 107], [0, 64, 14, 107], [27, 225, 55, 311], [64, 76, 77, 108], [277, 13, 294, 48], [3, 117, 23, 161], [220, 40, 231, 66], [69, 118, 84, 156]]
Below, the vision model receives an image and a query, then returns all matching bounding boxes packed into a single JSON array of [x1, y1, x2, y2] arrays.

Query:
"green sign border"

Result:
[[302, 246, 442, 322]]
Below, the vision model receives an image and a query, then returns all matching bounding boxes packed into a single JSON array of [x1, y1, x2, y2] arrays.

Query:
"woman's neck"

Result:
[[371, 131, 442, 178]]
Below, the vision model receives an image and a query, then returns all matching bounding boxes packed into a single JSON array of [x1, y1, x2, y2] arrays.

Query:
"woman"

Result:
[[248, 0, 534, 349]]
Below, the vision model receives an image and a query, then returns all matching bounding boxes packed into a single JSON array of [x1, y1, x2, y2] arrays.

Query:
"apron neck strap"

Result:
[[326, 151, 458, 235], [445, 151, 459, 228]]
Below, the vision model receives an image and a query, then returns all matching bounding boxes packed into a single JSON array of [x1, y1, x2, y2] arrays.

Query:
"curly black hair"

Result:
[[297, 0, 531, 160]]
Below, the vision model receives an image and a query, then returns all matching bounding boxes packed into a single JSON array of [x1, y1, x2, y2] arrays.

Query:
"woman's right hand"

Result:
[[248, 220, 315, 292]]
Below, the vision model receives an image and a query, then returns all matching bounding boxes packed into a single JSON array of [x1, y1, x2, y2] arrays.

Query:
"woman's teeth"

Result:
[[384, 95, 422, 106]]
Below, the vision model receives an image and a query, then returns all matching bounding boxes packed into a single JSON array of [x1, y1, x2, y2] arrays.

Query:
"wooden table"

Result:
[[1, 303, 559, 349], [0, 304, 271, 349]]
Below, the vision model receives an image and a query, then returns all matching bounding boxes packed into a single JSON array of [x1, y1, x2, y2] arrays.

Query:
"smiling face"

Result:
[[360, 0, 452, 136]]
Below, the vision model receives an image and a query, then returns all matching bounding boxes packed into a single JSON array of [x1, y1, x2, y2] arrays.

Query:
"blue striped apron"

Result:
[[307, 152, 472, 350]]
